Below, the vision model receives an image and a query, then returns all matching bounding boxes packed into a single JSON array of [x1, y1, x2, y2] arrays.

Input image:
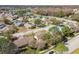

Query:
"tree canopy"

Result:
[[61, 25, 73, 36], [0, 36, 17, 54], [54, 43, 68, 53]]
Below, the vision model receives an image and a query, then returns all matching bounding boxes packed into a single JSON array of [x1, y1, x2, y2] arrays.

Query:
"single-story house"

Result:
[[12, 20, 25, 27], [24, 23, 32, 29], [13, 35, 36, 48]]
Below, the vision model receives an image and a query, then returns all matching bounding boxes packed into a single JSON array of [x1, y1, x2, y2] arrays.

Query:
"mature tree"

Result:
[[35, 30, 50, 48], [9, 25, 18, 34], [61, 25, 73, 36], [52, 33, 62, 45], [16, 10, 26, 16], [49, 26, 61, 35], [34, 19, 42, 26], [0, 36, 17, 54], [2, 25, 18, 41], [3, 18, 13, 25], [49, 26, 62, 45], [42, 32, 53, 45]]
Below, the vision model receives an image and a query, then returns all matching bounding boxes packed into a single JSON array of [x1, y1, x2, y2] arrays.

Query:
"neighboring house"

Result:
[[24, 23, 32, 29], [63, 21, 79, 32], [12, 20, 25, 27], [41, 17, 46, 21], [17, 17, 23, 21], [12, 15, 19, 20], [42, 19, 50, 25], [41, 17, 58, 25], [13, 36, 30, 48], [24, 22, 36, 29], [28, 18, 35, 23]]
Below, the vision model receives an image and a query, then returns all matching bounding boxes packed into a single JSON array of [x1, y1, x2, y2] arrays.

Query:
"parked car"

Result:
[[49, 51, 54, 54]]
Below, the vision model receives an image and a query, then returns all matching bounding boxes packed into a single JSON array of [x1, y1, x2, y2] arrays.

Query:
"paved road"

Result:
[[65, 35, 79, 53], [44, 35, 79, 54]]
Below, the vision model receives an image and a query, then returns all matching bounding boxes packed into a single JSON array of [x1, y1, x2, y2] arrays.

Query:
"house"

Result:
[[13, 35, 30, 48], [15, 21, 24, 27], [42, 18, 50, 25], [24, 23, 32, 29], [12, 20, 25, 27], [28, 18, 34, 23], [24, 23, 36, 29], [12, 15, 19, 20], [13, 30, 46, 49], [13, 34, 36, 48], [17, 17, 23, 21]]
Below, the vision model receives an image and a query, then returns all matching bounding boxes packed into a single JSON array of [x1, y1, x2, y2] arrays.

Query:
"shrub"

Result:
[[54, 42, 68, 53]]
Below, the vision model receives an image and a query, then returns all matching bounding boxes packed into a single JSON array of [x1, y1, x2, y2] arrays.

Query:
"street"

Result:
[[65, 35, 79, 53]]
